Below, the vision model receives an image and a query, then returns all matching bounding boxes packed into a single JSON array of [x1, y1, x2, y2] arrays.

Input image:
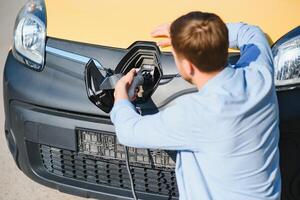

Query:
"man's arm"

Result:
[[227, 23, 273, 73], [110, 99, 197, 150]]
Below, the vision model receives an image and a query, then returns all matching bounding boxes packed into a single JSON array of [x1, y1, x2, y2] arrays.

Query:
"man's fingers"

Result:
[[123, 68, 136, 85], [151, 29, 169, 38], [157, 39, 171, 47], [151, 23, 171, 48], [151, 23, 170, 38]]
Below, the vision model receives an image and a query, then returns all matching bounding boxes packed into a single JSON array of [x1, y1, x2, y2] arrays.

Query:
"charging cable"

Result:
[[124, 145, 138, 200], [123, 104, 142, 200]]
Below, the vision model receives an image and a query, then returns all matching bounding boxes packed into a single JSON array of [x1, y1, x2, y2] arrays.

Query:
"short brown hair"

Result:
[[170, 11, 229, 72]]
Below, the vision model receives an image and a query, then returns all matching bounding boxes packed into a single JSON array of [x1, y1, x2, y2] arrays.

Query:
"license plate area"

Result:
[[77, 128, 176, 168]]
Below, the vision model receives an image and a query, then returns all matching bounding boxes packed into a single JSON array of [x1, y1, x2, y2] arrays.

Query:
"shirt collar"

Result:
[[198, 64, 235, 93]]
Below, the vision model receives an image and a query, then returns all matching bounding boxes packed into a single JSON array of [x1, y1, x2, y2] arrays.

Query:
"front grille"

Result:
[[40, 144, 179, 198]]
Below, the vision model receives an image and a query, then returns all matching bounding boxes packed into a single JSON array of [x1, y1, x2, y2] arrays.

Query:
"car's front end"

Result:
[[3, 0, 300, 199]]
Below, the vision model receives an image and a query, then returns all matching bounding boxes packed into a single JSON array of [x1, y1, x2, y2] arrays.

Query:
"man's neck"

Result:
[[193, 68, 224, 90]]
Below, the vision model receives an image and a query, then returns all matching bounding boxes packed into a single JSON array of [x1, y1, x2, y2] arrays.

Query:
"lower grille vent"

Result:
[[40, 144, 179, 198]]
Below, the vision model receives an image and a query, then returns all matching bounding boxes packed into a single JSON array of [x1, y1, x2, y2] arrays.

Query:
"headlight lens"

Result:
[[13, 0, 46, 70], [273, 36, 300, 86]]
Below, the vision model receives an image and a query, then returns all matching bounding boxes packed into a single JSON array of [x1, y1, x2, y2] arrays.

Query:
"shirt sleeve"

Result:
[[110, 99, 196, 150], [227, 22, 274, 74]]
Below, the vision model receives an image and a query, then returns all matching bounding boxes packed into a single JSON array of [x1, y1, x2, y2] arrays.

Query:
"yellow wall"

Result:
[[45, 0, 300, 50]]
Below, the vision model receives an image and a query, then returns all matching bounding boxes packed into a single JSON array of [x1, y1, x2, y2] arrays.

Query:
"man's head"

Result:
[[170, 11, 228, 85]]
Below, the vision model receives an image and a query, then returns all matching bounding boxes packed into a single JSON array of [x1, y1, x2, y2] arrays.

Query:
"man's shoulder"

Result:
[[239, 62, 274, 89]]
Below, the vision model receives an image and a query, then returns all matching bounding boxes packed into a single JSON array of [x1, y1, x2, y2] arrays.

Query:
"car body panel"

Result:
[[45, 0, 300, 49]]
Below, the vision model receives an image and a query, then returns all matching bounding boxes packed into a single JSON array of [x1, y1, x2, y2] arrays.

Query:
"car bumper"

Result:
[[3, 47, 180, 199], [6, 100, 174, 200]]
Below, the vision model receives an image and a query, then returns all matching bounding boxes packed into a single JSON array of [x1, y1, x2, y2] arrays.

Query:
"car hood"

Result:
[[45, 0, 300, 49]]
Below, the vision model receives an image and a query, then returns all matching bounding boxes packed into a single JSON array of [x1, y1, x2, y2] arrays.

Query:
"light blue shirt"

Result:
[[110, 23, 281, 200]]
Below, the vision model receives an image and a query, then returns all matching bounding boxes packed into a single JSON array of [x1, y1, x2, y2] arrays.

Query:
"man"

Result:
[[110, 11, 281, 200]]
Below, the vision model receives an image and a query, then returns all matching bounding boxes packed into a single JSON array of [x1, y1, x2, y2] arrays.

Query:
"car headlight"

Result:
[[273, 33, 300, 87], [13, 0, 47, 70]]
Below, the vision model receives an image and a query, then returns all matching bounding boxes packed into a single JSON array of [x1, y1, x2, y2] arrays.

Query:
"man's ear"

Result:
[[182, 59, 195, 77]]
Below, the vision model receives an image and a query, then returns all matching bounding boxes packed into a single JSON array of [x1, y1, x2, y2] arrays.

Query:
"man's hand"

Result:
[[114, 68, 136, 103], [151, 23, 171, 48]]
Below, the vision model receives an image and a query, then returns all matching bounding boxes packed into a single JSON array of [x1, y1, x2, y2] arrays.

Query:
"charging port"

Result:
[[115, 41, 163, 103], [85, 41, 163, 113]]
